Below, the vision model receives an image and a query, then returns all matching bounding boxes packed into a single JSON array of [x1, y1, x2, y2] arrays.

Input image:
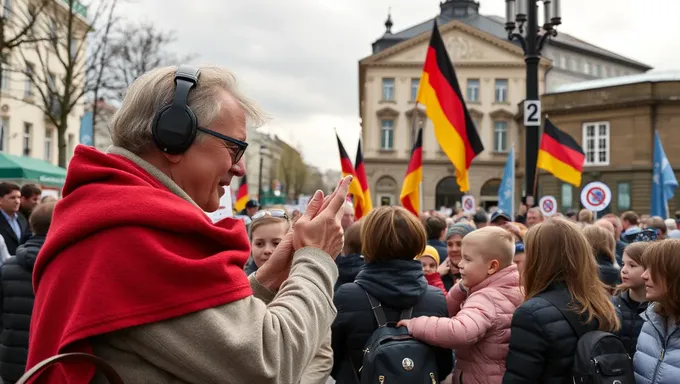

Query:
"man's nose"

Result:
[[231, 157, 246, 177]]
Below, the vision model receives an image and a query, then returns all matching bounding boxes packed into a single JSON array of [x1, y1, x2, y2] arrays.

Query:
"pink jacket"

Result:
[[407, 264, 523, 384]]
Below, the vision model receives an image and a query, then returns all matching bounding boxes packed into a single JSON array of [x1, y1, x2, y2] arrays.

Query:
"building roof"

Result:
[[373, 8, 651, 70], [550, 70, 680, 94]]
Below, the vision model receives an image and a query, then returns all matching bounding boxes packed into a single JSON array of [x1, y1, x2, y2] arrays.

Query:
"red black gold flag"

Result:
[[537, 119, 585, 187], [417, 20, 484, 192], [400, 127, 423, 216], [336, 133, 365, 204], [354, 139, 373, 219], [234, 175, 249, 212]]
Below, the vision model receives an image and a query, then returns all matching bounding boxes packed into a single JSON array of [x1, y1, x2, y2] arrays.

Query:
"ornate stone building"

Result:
[[360, 0, 651, 210]]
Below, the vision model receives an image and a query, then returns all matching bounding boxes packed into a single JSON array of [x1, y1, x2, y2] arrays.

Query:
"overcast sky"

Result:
[[118, 0, 679, 171]]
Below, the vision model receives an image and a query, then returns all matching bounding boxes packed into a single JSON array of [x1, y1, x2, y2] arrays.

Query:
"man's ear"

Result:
[[162, 152, 182, 164]]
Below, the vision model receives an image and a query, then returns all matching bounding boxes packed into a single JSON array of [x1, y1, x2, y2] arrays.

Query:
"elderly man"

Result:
[[341, 200, 355, 230], [526, 207, 544, 227], [27, 65, 349, 384]]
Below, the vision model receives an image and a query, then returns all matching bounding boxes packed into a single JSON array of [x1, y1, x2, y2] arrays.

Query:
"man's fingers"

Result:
[[325, 176, 352, 216], [299, 190, 324, 221]]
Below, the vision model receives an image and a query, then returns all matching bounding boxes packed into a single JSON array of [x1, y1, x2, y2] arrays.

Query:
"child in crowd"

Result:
[[399, 226, 523, 384], [244, 209, 290, 275], [513, 242, 526, 276], [634, 240, 680, 384], [613, 241, 650, 357], [583, 225, 621, 293], [415, 245, 447, 294]]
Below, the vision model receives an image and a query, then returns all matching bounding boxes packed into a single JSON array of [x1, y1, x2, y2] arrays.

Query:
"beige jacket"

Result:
[[90, 147, 337, 384]]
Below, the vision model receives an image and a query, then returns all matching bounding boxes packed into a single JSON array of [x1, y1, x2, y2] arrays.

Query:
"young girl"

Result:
[[503, 218, 620, 384], [613, 241, 650, 357], [633, 240, 680, 384], [583, 225, 621, 293], [400, 226, 523, 384], [249, 209, 290, 269], [415, 245, 447, 294]]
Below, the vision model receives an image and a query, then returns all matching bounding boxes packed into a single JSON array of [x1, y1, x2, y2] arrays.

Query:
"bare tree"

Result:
[[276, 141, 308, 199], [0, 0, 52, 91], [18, 0, 118, 167], [104, 21, 190, 100]]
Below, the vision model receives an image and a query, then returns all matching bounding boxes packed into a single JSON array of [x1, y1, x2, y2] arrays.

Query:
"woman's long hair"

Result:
[[523, 218, 620, 332], [582, 225, 617, 266]]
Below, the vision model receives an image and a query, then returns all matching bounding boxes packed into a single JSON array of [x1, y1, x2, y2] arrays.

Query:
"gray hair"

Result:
[[343, 200, 354, 212], [109, 65, 268, 154]]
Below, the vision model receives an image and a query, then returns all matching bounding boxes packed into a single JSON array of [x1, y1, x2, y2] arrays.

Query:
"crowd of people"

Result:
[[0, 64, 677, 384]]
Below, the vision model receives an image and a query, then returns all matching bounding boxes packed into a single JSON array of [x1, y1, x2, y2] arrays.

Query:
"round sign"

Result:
[[580, 181, 612, 212], [539, 196, 557, 216], [462, 195, 476, 214]]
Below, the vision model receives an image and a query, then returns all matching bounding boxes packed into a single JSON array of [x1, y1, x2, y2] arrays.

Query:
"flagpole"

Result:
[[511, 143, 516, 220]]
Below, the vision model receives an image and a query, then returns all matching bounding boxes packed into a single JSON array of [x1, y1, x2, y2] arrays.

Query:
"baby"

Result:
[[415, 245, 447, 294], [399, 226, 523, 384]]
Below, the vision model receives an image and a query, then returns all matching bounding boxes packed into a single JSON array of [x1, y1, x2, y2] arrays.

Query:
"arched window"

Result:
[[435, 176, 463, 209], [376, 175, 399, 206]]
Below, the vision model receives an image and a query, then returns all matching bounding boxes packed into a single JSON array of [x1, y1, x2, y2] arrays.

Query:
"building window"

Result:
[[22, 122, 31, 156], [44, 129, 53, 161], [467, 79, 480, 102], [561, 183, 572, 210], [47, 72, 56, 91], [3, 0, 12, 19], [602, 66, 608, 77], [583, 122, 610, 166], [570, 58, 578, 72], [493, 121, 508, 152], [617, 182, 631, 211], [1, 62, 9, 90], [583, 61, 591, 74], [494, 79, 508, 103], [24, 62, 34, 98], [0, 117, 8, 152], [410, 78, 419, 101], [594, 64, 601, 77], [473, 118, 481, 131], [67, 133, 75, 162], [70, 38, 78, 59], [381, 78, 395, 101], [559, 55, 567, 69], [380, 119, 394, 150]]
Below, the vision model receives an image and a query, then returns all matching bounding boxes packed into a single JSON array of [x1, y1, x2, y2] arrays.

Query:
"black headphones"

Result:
[[151, 65, 201, 154]]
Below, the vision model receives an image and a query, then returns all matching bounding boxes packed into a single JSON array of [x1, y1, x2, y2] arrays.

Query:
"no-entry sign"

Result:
[[462, 195, 476, 214], [539, 195, 557, 216], [580, 181, 612, 212]]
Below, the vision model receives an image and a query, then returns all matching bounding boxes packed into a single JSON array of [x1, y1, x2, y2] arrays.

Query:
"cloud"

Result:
[[117, 0, 680, 170]]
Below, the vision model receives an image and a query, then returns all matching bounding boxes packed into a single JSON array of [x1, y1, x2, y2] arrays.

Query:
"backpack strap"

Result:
[[365, 291, 388, 328], [538, 289, 589, 337], [400, 307, 414, 320]]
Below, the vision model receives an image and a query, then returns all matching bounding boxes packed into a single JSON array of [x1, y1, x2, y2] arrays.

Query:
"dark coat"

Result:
[[331, 259, 454, 383], [503, 284, 600, 384], [597, 254, 621, 288], [612, 290, 648, 357], [0, 235, 44, 383], [334, 253, 364, 292], [0, 212, 28, 256]]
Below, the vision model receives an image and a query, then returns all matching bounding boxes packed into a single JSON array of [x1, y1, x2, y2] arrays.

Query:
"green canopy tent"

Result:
[[0, 153, 67, 187]]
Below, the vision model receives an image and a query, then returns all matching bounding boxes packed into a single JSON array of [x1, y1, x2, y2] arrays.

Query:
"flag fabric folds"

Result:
[[234, 175, 249, 212], [336, 133, 365, 204], [416, 20, 484, 193], [400, 127, 423, 216], [497, 147, 515, 218], [537, 119, 585, 187], [651, 131, 678, 218], [354, 139, 373, 219]]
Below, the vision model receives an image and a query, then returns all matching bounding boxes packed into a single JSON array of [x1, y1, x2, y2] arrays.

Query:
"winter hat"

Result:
[[446, 223, 475, 239], [415, 245, 440, 265]]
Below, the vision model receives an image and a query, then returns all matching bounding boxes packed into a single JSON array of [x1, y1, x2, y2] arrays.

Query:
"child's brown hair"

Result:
[[642, 240, 680, 320]]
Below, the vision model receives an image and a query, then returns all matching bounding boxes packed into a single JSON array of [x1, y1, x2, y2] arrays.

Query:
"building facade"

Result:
[[526, 72, 680, 216], [360, 0, 651, 210], [0, 0, 87, 167]]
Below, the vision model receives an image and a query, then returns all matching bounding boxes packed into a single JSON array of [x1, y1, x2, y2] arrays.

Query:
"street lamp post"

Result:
[[258, 145, 267, 206], [505, 0, 561, 206]]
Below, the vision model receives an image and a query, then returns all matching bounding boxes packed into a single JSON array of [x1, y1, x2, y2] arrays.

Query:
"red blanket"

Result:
[[27, 145, 253, 383]]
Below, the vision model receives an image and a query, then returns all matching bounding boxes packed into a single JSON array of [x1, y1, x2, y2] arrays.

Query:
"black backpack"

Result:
[[352, 288, 440, 384], [540, 290, 635, 384]]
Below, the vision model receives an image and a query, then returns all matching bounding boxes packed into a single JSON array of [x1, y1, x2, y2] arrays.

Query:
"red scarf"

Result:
[[27, 145, 253, 383], [425, 272, 447, 295]]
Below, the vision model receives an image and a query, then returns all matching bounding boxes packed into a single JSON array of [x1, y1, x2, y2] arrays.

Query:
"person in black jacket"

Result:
[[331, 206, 453, 383], [0, 201, 54, 384], [612, 241, 650, 356], [503, 217, 621, 384], [335, 220, 364, 292], [583, 225, 621, 293]]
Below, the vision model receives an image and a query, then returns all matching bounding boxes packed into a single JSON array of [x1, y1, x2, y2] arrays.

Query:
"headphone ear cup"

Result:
[[152, 105, 198, 154]]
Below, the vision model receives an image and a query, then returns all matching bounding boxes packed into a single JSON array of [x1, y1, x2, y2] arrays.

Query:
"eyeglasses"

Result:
[[251, 209, 289, 221], [197, 127, 248, 163]]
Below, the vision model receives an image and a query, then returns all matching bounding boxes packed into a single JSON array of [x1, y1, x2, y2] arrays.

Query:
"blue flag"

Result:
[[79, 111, 93, 146], [651, 131, 677, 218], [498, 147, 515, 218]]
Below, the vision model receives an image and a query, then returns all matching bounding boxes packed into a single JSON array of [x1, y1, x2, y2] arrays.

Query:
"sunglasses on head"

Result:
[[197, 127, 248, 163], [251, 209, 289, 221]]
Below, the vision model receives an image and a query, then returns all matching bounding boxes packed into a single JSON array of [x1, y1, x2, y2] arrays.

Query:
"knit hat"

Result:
[[415, 245, 440, 265], [446, 223, 475, 239]]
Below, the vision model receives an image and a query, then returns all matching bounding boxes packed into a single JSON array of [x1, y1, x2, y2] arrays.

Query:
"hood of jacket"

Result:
[[16, 235, 45, 271], [354, 259, 428, 309], [336, 253, 364, 281]]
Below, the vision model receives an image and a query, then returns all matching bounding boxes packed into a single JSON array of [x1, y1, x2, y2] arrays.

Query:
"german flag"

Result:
[[537, 119, 585, 187], [336, 133, 365, 204], [417, 21, 484, 192], [234, 175, 249, 212], [354, 139, 373, 219], [400, 127, 423, 216]]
